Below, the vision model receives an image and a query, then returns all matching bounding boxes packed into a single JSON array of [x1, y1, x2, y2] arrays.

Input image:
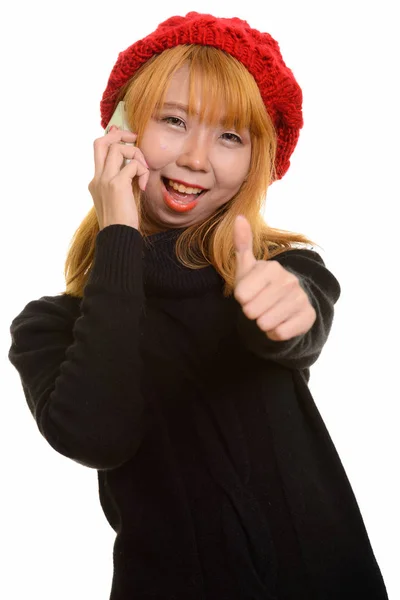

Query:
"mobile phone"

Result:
[[104, 101, 134, 166]]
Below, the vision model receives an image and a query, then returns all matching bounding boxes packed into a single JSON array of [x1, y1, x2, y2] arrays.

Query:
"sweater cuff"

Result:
[[86, 225, 144, 295]]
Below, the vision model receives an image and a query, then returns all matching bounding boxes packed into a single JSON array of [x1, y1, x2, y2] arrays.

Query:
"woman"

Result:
[[8, 11, 388, 600]]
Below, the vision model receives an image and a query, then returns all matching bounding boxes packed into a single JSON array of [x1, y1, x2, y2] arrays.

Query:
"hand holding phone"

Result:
[[88, 102, 149, 231], [104, 101, 134, 167]]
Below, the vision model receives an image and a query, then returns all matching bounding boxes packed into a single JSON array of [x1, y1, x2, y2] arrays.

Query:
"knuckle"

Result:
[[268, 259, 280, 270], [297, 292, 307, 306], [243, 304, 254, 319], [238, 291, 249, 306], [106, 141, 120, 153], [285, 274, 298, 288], [88, 178, 98, 192], [109, 180, 119, 191], [256, 314, 268, 330], [273, 328, 285, 340], [97, 178, 108, 192], [234, 286, 244, 303], [108, 177, 121, 191]]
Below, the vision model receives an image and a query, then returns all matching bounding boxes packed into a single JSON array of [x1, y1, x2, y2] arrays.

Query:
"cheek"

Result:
[[140, 142, 170, 170], [219, 158, 250, 189], [140, 130, 185, 170]]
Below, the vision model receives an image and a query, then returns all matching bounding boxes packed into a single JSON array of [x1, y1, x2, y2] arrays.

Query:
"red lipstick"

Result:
[[161, 179, 200, 213]]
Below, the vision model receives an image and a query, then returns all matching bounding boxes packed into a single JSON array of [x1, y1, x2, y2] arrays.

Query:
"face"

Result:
[[138, 64, 252, 233]]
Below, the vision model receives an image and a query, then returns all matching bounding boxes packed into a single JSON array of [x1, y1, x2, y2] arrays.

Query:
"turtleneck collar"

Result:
[[142, 227, 224, 297]]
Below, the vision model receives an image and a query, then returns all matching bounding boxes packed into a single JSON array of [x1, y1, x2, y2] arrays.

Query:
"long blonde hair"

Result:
[[64, 44, 319, 298]]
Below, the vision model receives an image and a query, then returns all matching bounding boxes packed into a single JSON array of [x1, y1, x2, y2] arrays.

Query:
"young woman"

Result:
[[8, 12, 388, 600]]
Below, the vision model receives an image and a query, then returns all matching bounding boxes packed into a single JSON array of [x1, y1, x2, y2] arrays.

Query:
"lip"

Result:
[[164, 177, 208, 191], [161, 178, 200, 213]]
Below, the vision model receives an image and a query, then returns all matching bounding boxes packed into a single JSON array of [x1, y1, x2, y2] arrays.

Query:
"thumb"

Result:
[[234, 215, 257, 281]]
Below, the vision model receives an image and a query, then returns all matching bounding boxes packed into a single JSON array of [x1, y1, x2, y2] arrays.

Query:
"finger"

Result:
[[257, 296, 315, 340], [234, 215, 257, 282], [122, 146, 149, 175], [122, 155, 150, 191], [109, 138, 149, 173], [255, 289, 305, 331], [263, 311, 311, 340], [93, 128, 138, 177], [93, 128, 138, 179], [102, 144, 149, 183], [136, 162, 151, 191], [122, 145, 150, 191], [241, 278, 290, 320]]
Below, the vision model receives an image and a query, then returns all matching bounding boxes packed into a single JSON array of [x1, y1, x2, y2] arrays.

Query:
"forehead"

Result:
[[162, 64, 227, 122], [164, 65, 200, 105], [166, 64, 190, 87]]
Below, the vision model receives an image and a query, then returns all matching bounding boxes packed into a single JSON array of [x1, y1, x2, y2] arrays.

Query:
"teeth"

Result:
[[168, 179, 203, 194]]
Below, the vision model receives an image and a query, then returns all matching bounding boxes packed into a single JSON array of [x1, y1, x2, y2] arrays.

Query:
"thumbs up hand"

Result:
[[233, 215, 316, 341]]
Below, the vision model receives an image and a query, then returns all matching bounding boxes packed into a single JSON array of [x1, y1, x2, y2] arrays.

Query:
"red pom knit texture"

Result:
[[100, 12, 303, 181]]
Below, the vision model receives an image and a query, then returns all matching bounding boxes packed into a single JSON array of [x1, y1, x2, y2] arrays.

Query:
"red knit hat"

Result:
[[100, 12, 303, 181]]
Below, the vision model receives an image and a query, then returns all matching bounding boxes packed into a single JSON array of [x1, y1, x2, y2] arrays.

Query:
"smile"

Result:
[[168, 180, 203, 194], [163, 177, 208, 194], [161, 178, 206, 213]]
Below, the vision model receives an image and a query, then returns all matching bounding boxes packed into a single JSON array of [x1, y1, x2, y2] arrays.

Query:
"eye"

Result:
[[221, 132, 242, 144], [162, 116, 185, 127]]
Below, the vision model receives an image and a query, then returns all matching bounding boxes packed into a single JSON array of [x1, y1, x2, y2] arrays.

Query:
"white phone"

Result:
[[104, 101, 134, 166]]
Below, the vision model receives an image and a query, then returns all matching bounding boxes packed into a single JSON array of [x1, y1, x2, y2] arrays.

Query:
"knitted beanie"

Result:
[[100, 12, 303, 181]]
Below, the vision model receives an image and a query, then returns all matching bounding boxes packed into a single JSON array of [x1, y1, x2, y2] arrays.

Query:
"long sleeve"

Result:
[[236, 248, 341, 378], [8, 225, 151, 470]]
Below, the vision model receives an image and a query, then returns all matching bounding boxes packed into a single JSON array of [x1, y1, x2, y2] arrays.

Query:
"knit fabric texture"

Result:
[[100, 11, 303, 181], [8, 226, 390, 599]]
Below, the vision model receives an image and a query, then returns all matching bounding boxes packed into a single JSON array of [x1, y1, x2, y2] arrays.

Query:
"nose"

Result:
[[175, 131, 211, 172]]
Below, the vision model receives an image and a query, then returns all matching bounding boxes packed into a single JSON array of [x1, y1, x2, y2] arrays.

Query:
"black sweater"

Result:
[[8, 224, 388, 600]]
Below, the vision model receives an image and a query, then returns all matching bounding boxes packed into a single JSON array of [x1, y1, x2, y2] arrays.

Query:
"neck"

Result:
[[142, 226, 223, 297]]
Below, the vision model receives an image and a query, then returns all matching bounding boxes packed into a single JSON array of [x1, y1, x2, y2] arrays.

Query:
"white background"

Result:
[[1, 0, 398, 598]]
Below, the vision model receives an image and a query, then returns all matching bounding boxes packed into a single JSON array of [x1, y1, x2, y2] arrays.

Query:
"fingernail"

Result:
[[109, 125, 118, 132]]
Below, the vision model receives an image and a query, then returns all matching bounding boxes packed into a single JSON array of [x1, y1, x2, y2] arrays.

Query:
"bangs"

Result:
[[141, 45, 268, 137], [187, 46, 260, 134]]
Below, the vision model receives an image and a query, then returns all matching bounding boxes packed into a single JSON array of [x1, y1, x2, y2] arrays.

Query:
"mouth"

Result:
[[161, 177, 208, 213]]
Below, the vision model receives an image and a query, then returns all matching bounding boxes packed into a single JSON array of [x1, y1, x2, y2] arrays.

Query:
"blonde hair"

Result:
[[64, 44, 319, 299]]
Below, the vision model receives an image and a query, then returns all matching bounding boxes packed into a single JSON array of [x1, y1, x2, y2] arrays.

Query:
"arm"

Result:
[[236, 248, 341, 374], [8, 225, 151, 470]]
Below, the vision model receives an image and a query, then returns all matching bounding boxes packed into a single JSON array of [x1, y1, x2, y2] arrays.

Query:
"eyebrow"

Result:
[[161, 102, 197, 114]]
